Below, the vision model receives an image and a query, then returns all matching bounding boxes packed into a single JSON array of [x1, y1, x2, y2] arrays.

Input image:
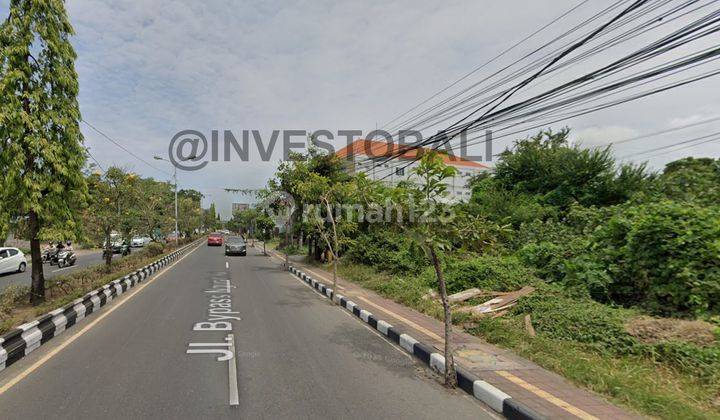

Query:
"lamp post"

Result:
[[154, 155, 195, 244]]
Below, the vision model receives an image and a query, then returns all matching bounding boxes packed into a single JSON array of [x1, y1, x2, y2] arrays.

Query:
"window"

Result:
[[0, 250, 8, 259], [7, 249, 18, 256], [395, 167, 404, 176]]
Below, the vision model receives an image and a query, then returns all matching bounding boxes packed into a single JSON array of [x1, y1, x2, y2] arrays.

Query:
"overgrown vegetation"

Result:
[[262, 128, 719, 418]]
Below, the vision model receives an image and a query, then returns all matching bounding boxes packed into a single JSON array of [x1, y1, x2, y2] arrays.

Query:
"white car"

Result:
[[0, 247, 27, 275], [131, 236, 151, 247]]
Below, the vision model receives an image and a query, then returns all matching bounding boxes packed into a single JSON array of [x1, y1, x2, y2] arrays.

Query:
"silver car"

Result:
[[224, 237, 246, 256]]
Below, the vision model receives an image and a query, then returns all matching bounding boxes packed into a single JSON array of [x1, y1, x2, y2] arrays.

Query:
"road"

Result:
[[0, 244, 494, 419], [0, 249, 127, 293]]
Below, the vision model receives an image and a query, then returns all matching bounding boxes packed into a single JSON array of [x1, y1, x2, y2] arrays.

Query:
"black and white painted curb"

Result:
[[287, 265, 545, 420], [0, 240, 201, 373]]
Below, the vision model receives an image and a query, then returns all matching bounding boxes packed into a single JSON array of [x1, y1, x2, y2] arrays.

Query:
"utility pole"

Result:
[[174, 164, 178, 244], [155, 155, 195, 244]]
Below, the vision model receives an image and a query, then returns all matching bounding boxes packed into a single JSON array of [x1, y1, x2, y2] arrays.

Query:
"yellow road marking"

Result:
[[266, 244, 594, 419], [352, 296, 444, 343], [496, 370, 599, 420], [0, 241, 204, 395]]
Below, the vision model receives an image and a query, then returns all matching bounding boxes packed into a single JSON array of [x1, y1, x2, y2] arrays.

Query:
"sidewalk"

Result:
[[260, 245, 639, 420]]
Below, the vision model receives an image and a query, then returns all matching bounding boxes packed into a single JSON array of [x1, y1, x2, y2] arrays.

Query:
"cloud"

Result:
[[3, 0, 718, 218], [572, 126, 641, 148]]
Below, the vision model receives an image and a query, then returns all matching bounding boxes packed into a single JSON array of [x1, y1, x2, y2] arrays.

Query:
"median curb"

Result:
[[0, 240, 201, 373], [287, 265, 545, 420]]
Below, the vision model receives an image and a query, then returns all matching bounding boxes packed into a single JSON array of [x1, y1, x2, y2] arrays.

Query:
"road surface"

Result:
[[0, 244, 494, 419], [0, 249, 127, 293]]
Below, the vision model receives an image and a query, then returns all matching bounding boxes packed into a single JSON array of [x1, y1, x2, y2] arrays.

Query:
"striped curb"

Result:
[[0, 239, 202, 373], [287, 265, 546, 420]]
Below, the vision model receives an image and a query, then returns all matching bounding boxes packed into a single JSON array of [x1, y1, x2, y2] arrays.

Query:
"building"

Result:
[[335, 139, 489, 202], [231, 202, 249, 213]]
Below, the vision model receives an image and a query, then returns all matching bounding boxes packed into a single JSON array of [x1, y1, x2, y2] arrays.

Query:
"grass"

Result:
[[332, 260, 720, 420]]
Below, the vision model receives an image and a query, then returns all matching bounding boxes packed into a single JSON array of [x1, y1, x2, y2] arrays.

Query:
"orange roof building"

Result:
[[334, 139, 489, 202]]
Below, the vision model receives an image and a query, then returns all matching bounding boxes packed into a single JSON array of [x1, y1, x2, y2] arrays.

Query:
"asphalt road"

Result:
[[0, 249, 127, 293], [0, 243, 494, 419]]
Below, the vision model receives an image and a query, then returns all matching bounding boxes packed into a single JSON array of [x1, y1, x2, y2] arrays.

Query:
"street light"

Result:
[[154, 155, 196, 244]]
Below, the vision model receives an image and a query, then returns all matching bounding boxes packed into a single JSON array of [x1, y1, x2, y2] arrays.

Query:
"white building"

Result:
[[336, 139, 490, 202]]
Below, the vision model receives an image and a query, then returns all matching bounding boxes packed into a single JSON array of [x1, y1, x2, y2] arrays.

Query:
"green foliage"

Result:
[[648, 340, 720, 384], [345, 230, 427, 274], [492, 129, 651, 209], [657, 157, 720, 205], [202, 203, 219, 231], [514, 290, 637, 351], [591, 200, 720, 317], [0, 284, 30, 315], [0, 0, 88, 239], [144, 242, 164, 257], [467, 177, 557, 226], [425, 255, 540, 294]]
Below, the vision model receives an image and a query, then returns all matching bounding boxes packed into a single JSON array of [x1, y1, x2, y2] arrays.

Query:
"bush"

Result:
[[493, 129, 651, 209], [144, 242, 164, 257], [467, 177, 557, 227], [345, 230, 427, 274], [591, 201, 720, 317], [647, 340, 720, 383], [0, 285, 29, 315], [423, 255, 540, 294], [513, 290, 637, 352]]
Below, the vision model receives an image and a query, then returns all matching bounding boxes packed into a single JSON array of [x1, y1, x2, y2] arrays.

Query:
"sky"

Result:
[[3, 0, 719, 218]]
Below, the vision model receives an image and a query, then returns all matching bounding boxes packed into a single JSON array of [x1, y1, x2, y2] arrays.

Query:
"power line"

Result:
[[617, 130, 720, 159], [81, 119, 171, 176], [380, 0, 594, 131], [372, 5, 720, 178], [85, 147, 105, 173], [374, 0, 654, 173]]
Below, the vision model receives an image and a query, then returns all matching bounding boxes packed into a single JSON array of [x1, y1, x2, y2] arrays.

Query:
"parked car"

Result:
[[0, 247, 27, 274], [207, 233, 223, 246], [224, 236, 246, 256], [131, 236, 151, 247], [103, 240, 131, 256]]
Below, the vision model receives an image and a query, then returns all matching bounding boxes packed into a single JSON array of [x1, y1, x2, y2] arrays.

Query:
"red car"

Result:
[[207, 233, 223, 246]]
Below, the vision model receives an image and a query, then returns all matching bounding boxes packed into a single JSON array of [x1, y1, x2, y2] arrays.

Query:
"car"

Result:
[[207, 233, 223, 246], [224, 236, 246, 256], [0, 247, 27, 275], [131, 236, 151, 247], [103, 240, 131, 255]]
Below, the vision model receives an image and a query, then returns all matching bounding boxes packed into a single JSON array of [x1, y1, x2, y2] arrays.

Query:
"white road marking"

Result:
[[227, 333, 239, 406], [225, 261, 229, 270]]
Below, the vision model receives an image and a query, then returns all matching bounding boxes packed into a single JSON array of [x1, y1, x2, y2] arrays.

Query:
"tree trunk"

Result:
[[263, 241, 266, 256], [28, 210, 45, 305], [332, 254, 338, 302], [429, 245, 457, 388], [104, 229, 113, 270]]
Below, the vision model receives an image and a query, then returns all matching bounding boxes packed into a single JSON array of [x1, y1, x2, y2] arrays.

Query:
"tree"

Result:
[[130, 177, 174, 240], [350, 154, 474, 386], [0, 204, 9, 246], [255, 211, 275, 255], [299, 173, 357, 297], [202, 203, 219, 232], [178, 194, 202, 236], [493, 129, 651, 209], [84, 167, 137, 269], [0, 1, 87, 304]]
